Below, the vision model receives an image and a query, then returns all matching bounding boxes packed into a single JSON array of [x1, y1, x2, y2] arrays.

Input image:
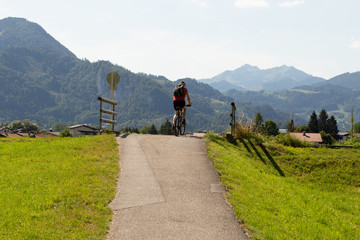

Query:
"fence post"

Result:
[[230, 102, 236, 136]]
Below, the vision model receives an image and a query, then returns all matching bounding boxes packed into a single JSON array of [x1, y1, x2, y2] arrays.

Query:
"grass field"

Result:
[[0, 135, 119, 239], [205, 133, 360, 240]]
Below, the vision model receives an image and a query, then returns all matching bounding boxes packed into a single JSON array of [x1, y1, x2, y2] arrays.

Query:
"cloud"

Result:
[[350, 38, 360, 49], [234, 0, 269, 8], [278, 0, 304, 8], [191, 0, 208, 7]]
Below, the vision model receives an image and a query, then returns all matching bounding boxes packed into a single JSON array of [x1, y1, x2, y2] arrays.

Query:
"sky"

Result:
[[1, 0, 359, 81]]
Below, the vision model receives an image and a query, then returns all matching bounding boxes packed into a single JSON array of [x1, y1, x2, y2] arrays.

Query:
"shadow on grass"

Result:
[[240, 138, 285, 177], [238, 138, 253, 155], [247, 139, 267, 165], [259, 143, 285, 177]]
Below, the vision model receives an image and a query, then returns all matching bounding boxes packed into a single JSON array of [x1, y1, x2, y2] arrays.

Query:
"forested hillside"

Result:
[[1, 17, 295, 132], [6, 17, 358, 132], [226, 72, 360, 131]]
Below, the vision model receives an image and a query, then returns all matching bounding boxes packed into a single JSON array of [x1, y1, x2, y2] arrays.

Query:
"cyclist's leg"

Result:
[[179, 101, 186, 124], [173, 101, 178, 126], [173, 110, 178, 126], [182, 106, 186, 120]]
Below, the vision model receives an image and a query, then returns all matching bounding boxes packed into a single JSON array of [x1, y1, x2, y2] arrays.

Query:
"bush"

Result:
[[276, 133, 313, 148], [320, 131, 333, 145], [140, 124, 158, 134], [59, 129, 73, 137], [234, 122, 253, 140], [233, 120, 265, 145], [265, 120, 279, 136], [343, 134, 360, 148]]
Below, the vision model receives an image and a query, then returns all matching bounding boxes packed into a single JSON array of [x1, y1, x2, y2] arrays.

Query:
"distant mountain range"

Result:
[[200, 64, 325, 92], [225, 71, 360, 130], [0, 17, 293, 132], [1, 17, 359, 132]]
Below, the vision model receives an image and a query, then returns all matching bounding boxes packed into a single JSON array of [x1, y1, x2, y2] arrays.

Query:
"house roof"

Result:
[[289, 132, 323, 143], [3, 133, 23, 138], [68, 124, 98, 131], [338, 132, 350, 137], [35, 131, 59, 137], [0, 127, 13, 133]]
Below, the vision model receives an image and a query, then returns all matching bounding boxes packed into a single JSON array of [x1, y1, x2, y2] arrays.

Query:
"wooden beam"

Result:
[[100, 118, 117, 125], [97, 96, 117, 105], [100, 109, 117, 115]]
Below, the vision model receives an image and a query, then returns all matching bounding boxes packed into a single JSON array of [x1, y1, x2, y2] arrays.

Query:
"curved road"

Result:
[[107, 134, 249, 240]]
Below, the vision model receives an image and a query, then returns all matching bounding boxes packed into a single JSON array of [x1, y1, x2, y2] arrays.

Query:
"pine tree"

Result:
[[318, 109, 329, 133], [287, 119, 296, 132], [159, 119, 173, 135], [327, 115, 339, 139], [308, 111, 319, 133], [253, 112, 264, 133]]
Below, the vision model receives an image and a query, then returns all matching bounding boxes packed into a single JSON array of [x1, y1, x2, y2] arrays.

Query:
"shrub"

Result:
[[59, 129, 73, 137], [320, 131, 333, 145], [276, 133, 313, 148], [265, 120, 279, 136], [234, 120, 253, 139]]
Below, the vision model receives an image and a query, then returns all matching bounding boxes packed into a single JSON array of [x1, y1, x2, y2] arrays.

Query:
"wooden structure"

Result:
[[98, 96, 117, 131]]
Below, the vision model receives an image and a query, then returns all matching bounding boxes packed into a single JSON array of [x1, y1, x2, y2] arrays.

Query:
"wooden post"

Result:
[[230, 102, 236, 136]]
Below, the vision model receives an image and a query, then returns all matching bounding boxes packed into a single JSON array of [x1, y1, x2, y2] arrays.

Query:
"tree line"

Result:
[[251, 108, 341, 143]]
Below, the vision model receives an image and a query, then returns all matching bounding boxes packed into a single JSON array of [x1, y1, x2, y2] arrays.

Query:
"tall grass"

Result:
[[0, 135, 119, 239], [205, 133, 360, 240]]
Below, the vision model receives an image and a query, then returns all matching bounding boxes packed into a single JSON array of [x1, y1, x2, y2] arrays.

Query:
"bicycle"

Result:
[[173, 104, 191, 136]]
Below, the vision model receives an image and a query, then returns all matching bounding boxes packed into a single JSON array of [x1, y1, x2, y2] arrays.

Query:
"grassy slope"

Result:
[[0, 135, 119, 239], [205, 133, 360, 240]]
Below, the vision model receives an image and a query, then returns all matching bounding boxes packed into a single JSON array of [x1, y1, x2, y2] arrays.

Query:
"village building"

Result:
[[35, 131, 59, 138], [68, 124, 98, 137], [289, 132, 323, 144], [0, 126, 13, 134]]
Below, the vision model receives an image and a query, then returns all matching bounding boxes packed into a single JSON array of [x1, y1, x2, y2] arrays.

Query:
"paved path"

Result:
[[107, 134, 249, 240]]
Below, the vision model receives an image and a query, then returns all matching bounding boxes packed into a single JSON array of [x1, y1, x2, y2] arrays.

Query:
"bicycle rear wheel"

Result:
[[180, 121, 186, 135], [174, 116, 181, 136]]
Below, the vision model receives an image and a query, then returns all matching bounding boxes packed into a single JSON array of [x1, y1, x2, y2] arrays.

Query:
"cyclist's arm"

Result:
[[186, 91, 191, 106]]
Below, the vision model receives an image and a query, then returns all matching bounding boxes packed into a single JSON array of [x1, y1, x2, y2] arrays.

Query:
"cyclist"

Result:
[[173, 81, 191, 129]]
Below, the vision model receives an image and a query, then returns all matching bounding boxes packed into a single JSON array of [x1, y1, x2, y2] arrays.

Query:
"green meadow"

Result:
[[205, 133, 360, 240], [0, 135, 119, 239]]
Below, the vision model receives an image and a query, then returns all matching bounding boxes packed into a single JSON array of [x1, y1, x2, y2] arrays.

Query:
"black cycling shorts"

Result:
[[173, 100, 185, 110]]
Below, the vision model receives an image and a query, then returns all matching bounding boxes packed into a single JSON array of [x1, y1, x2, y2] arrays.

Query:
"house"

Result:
[[35, 131, 59, 138], [68, 124, 98, 137], [0, 127, 13, 134], [338, 132, 350, 141], [289, 132, 322, 143], [279, 129, 287, 134], [0, 133, 23, 138]]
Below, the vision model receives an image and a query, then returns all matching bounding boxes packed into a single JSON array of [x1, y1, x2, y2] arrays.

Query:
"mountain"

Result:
[[201, 64, 325, 92], [321, 71, 360, 89], [0, 17, 75, 57], [225, 71, 360, 131], [0, 17, 293, 132]]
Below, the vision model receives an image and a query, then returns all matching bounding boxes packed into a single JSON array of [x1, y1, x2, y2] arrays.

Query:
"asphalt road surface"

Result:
[[107, 134, 249, 240]]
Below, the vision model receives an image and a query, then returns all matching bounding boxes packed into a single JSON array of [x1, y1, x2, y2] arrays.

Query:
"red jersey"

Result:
[[173, 87, 187, 101]]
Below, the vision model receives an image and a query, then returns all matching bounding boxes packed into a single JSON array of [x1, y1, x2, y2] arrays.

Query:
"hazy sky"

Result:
[[1, 0, 359, 80]]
